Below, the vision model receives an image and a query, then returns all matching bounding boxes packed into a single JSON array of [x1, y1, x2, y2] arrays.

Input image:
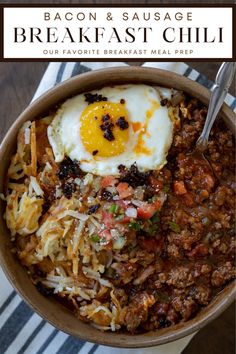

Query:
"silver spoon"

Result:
[[195, 62, 235, 153], [188, 62, 235, 185]]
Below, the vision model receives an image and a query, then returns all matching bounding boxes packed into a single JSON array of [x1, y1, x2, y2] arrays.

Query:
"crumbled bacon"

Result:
[[103, 129, 115, 141], [62, 181, 76, 199], [116, 117, 129, 130], [118, 163, 150, 188], [58, 157, 82, 180], [84, 92, 108, 104], [88, 204, 100, 215], [99, 114, 115, 142]]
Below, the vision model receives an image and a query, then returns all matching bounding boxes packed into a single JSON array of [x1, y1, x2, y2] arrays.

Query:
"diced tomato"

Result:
[[105, 241, 113, 250], [116, 182, 134, 199], [139, 237, 163, 252], [103, 209, 131, 225], [99, 229, 112, 241], [149, 176, 163, 192], [101, 176, 118, 188], [187, 244, 208, 258], [115, 200, 128, 209], [173, 181, 187, 195], [102, 211, 115, 228], [137, 200, 161, 219], [118, 215, 131, 224]]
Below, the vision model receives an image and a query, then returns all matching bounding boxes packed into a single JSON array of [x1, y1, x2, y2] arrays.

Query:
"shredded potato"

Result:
[[16, 121, 32, 177], [2, 116, 166, 332], [7, 155, 25, 180], [30, 121, 37, 177], [5, 190, 43, 237]]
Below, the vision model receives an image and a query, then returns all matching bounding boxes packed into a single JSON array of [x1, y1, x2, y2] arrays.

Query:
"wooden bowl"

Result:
[[0, 67, 235, 348]]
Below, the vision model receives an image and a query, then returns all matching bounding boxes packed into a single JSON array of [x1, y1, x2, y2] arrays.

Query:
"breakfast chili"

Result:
[[3, 90, 235, 333]]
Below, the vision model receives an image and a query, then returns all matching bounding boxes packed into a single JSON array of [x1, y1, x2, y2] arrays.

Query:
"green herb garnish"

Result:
[[90, 235, 100, 243], [147, 224, 159, 236], [109, 204, 119, 214], [128, 221, 142, 231], [151, 212, 159, 223], [115, 214, 124, 221], [148, 195, 158, 203], [163, 184, 170, 193], [169, 221, 181, 233]]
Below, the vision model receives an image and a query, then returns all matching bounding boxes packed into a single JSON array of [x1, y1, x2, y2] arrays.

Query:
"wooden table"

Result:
[[0, 59, 235, 354]]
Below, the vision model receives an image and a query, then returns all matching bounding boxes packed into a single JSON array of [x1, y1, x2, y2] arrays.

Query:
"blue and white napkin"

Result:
[[0, 61, 235, 354]]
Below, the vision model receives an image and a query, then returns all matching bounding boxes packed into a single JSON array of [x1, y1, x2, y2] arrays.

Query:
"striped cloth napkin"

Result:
[[0, 62, 235, 354]]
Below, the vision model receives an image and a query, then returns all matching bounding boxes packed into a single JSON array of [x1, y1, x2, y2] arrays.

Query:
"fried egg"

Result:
[[48, 85, 173, 176]]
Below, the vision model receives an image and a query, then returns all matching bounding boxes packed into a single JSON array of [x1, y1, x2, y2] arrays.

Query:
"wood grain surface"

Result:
[[0, 0, 235, 353]]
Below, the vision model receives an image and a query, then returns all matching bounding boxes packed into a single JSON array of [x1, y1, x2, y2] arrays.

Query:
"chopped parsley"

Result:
[[163, 184, 170, 193], [90, 235, 100, 243], [151, 212, 159, 223], [109, 204, 119, 214], [169, 221, 181, 233], [128, 221, 142, 231], [115, 214, 125, 221]]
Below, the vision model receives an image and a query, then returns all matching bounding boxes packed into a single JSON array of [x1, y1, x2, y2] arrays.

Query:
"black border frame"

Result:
[[0, 3, 235, 61]]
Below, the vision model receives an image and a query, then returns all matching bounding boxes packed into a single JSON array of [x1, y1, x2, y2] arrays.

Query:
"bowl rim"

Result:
[[0, 66, 235, 348]]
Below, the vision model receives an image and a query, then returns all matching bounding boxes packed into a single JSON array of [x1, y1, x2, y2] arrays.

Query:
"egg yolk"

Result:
[[80, 101, 130, 157]]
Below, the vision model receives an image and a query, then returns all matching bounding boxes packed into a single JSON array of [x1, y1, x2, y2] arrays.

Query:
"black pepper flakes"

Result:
[[120, 98, 125, 104], [88, 204, 100, 215], [92, 150, 99, 156], [116, 116, 129, 130], [84, 93, 108, 105]]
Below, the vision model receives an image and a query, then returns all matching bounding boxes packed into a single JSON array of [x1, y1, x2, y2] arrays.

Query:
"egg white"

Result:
[[48, 84, 173, 176]]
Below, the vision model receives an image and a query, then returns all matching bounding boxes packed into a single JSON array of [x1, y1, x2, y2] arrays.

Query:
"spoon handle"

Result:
[[196, 62, 236, 150]]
